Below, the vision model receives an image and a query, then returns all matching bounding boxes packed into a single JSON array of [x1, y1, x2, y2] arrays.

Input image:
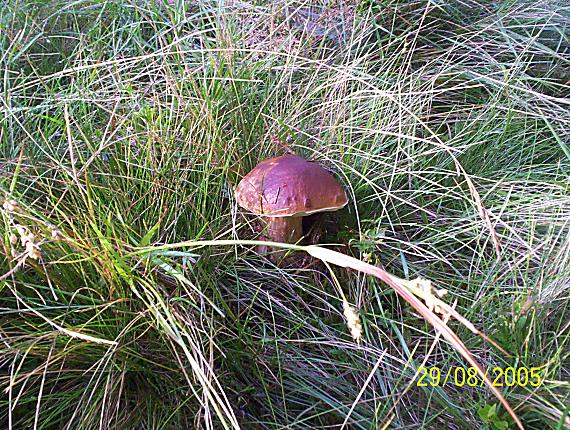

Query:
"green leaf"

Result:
[[478, 403, 497, 421], [492, 420, 509, 430], [138, 221, 161, 247]]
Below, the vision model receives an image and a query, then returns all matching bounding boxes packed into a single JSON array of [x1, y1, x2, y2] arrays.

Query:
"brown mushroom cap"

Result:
[[235, 155, 348, 217]]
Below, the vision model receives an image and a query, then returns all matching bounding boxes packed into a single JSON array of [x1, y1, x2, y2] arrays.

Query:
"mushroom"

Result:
[[235, 154, 348, 257]]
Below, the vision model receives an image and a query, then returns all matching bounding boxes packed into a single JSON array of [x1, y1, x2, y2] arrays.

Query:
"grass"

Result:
[[1, 0, 569, 429]]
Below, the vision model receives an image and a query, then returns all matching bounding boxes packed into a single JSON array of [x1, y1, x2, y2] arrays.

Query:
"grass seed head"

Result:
[[343, 299, 362, 342], [20, 233, 35, 247], [25, 241, 41, 260], [49, 225, 64, 240], [2, 199, 19, 212]]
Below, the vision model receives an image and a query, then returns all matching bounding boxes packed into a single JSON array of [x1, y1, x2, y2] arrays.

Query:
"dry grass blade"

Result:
[[386, 275, 510, 357], [305, 245, 522, 430], [6, 283, 118, 349]]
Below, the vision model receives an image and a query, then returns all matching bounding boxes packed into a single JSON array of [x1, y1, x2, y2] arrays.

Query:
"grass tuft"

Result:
[[1, 0, 569, 429]]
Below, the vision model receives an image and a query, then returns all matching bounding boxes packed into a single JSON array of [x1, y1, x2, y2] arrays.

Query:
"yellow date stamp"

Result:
[[417, 366, 542, 388]]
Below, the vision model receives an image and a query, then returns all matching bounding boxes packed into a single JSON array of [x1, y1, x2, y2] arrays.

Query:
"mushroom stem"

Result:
[[266, 216, 303, 243], [261, 216, 303, 259]]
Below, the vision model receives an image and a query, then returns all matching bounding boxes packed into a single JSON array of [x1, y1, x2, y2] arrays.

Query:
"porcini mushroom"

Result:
[[235, 154, 348, 256]]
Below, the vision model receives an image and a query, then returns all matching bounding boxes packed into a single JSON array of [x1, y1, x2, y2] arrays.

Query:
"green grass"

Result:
[[1, 0, 569, 429]]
